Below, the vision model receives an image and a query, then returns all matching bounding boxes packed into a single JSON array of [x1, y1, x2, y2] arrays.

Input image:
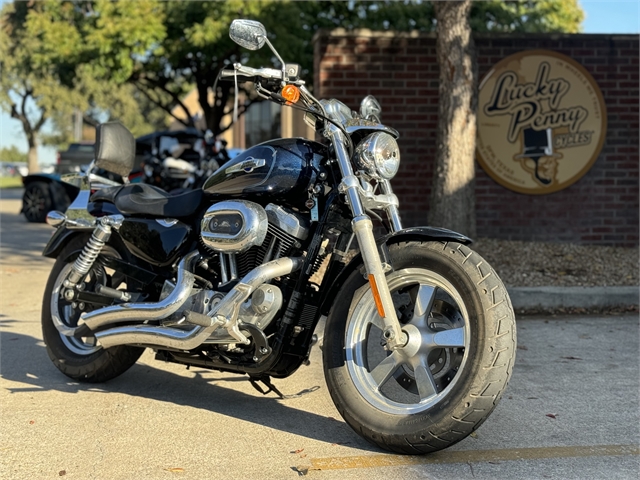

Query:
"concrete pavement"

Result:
[[1, 190, 639, 479]]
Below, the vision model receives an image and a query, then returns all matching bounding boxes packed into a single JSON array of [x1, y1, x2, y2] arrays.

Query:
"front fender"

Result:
[[319, 226, 472, 316], [377, 226, 472, 247]]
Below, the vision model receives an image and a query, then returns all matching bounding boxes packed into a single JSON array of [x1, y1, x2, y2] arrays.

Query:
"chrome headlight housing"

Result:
[[355, 132, 400, 180]]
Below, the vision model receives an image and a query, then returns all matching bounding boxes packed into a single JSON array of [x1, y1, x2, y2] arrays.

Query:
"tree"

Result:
[[113, 1, 441, 136], [125, 0, 319, 136], [470, 0, 584, 33], [1, 0, 584, 173], [0, 146, 28, 163], [0, 0, 166, 171], [425, 0, 582, 236], [427, 1, 477, 238]]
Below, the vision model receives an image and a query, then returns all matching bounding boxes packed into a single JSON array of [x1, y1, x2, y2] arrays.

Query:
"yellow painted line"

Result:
[[309, 444, 640, 471]]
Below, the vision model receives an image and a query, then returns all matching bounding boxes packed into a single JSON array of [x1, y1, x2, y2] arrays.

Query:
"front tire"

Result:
[[41, 236, 144, 382], [323, 241, 516, 454]]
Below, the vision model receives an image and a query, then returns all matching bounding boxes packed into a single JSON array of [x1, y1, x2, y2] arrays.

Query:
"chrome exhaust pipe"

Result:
[[95, 257, 303, 350], [73, 252, 198, 334]]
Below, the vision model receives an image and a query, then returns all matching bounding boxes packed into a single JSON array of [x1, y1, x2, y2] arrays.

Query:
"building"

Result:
[[314, 30, 639, 246]]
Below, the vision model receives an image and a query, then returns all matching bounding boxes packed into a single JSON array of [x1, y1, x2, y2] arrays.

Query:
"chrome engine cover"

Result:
[[204, 284, 283, 344], [201, 200, 268, 253]]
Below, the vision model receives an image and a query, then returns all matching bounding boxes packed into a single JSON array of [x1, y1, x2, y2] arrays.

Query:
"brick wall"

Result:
[[314, 31, 639, 246]]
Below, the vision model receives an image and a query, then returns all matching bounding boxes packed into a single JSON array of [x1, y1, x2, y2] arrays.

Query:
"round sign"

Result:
[[476, 50, 607, 195]]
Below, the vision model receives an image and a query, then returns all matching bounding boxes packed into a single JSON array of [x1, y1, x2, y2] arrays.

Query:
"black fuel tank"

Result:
[[203, 138, 327, 209], [118, 218, 192, 267]]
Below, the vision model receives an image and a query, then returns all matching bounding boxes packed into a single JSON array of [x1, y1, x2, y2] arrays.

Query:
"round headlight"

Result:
[[355, 132, 400, 180]]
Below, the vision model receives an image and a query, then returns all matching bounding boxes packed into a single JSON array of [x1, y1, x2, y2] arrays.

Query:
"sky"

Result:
[[0, 0, 638, 166]]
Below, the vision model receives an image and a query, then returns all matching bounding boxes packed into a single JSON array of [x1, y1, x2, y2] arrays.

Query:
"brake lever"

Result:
[[255, 83, 286, 105]]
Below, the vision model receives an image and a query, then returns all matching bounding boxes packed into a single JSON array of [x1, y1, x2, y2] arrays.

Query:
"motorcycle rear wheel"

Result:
[[41, 236, 144, 382], [323, 241, 516, 454]]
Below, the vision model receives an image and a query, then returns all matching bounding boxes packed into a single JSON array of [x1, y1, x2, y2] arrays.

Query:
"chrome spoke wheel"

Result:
[[345, 268, 470, 415]]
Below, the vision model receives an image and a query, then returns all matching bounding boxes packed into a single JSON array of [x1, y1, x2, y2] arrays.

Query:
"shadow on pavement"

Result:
[[0, 198, 56, 266], [0, 326, 375, 451]]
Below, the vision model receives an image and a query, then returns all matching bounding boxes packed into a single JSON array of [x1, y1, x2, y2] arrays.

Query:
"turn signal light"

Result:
[[368, 274, 386, 318], [281, 85, 300, 104]]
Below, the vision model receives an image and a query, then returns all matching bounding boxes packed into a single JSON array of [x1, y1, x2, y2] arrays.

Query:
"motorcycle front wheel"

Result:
[[323, 240, 516, 454]]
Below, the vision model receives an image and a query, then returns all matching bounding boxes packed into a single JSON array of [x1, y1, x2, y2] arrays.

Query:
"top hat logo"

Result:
[[515, 128, 562, 160], [514, 128, 563, 186]]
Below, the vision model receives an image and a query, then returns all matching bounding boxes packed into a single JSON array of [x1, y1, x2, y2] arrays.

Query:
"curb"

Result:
[[507, 286, 639, 310]]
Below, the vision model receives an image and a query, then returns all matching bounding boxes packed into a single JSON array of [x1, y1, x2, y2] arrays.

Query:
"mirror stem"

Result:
[[261, 35, 286, 85]]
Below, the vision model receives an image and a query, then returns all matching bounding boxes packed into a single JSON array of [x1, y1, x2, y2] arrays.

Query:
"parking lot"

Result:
[[1, 189, 638, 479]]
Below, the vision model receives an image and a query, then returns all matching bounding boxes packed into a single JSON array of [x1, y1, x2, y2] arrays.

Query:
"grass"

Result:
[[0, 176, 23, 189]]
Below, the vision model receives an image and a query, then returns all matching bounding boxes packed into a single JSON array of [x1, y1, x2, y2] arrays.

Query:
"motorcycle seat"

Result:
[[90, 186, 122, 204], [91, 184, 203, 218]]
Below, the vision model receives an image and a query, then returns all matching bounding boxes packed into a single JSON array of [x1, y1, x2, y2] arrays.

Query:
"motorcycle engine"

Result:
[[200, 201, 309, 278], [171, 202, 311, 343]]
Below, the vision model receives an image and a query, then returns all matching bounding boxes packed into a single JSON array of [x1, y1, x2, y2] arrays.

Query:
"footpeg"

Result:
[[183, 310, 216, 327]]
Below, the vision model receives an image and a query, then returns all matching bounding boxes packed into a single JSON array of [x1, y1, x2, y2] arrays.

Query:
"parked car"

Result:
[[56, 143, 95, 174], [21, 168, 128, 223], [21, 173, 79, 222], [0, 162, 29, 177]]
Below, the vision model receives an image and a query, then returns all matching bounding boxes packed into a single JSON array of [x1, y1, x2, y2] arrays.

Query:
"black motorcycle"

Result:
[[41, 19, 516, 455], [139, 129, 225, 194]]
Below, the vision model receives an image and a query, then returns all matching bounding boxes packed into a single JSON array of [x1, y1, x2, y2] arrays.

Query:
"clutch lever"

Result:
[[255, 82, 287, 105]]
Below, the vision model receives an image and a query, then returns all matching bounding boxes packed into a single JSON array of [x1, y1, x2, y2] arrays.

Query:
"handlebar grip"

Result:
[[220, 69, 236, 78], [220, 65, 282, 81], [219, 69, 255, 83]]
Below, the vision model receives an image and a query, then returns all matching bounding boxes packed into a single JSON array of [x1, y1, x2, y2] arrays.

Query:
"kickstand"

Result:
[[249, 375, 287, 399]]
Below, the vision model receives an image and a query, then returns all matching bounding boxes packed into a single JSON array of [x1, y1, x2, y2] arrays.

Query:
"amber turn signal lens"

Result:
[[368, 274, 386, 318], [281, 85, 300, 104]]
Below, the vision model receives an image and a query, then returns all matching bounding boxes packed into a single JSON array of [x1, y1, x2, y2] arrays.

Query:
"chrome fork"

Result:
[[326, 125, 407, 350]]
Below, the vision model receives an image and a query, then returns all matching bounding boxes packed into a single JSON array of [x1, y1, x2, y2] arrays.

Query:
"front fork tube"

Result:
[[329, 127, 407, 350], [351, 215, 407, 349], [380, 179, 402, 233]]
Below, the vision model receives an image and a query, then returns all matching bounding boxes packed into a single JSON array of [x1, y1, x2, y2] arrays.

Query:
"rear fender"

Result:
[[319, 226, 472, 316], [42, 226, 93, 259]]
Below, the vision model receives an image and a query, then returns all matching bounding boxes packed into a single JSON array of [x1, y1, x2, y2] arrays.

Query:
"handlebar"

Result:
[[220, 64, 283, 82], [219, 62, 325, 126]]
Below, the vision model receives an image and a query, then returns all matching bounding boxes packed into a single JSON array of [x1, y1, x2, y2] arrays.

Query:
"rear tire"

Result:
[[41, 236, 144, 382], [23, 181, 52, 223], [323, 241, 516, 454]]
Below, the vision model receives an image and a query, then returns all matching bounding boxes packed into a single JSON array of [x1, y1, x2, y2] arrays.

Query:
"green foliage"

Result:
[[119, 0, 439, 134], [470, 0, 584, 33], [0, 0, 585, 147], [0, 145, 27, 163], [0, 0, 167, 155]]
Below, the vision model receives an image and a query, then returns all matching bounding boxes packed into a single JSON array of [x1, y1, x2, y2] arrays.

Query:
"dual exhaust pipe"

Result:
[[63, 253, 303, 351]]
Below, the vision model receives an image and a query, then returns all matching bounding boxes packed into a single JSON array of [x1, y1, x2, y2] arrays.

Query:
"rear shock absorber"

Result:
[[65, 215, 124, 287]]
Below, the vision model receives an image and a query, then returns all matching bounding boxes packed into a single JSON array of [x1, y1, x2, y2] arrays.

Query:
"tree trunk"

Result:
[[428, 0, 477, 238], [27, 140, 39, 174]]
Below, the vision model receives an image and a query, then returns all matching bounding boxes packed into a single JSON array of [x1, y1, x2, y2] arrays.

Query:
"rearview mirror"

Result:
[[230, 19, 267, 51], [360, 95, 382, 122]]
